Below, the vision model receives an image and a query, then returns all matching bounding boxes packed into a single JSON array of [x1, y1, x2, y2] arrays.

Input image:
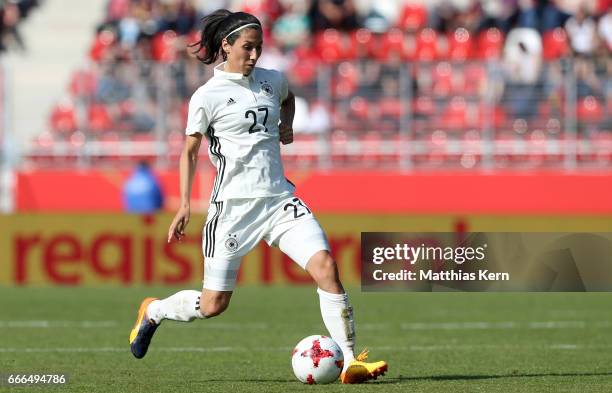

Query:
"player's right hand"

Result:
[[168, 206, 190, 243]]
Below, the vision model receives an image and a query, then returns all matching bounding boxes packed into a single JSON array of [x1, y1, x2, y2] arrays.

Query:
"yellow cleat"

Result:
[[340, 349, 388, 384], [129, 297, 159, 359]]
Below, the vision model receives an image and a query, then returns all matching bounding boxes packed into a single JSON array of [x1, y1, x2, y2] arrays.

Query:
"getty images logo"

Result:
[[372, 243, 488, 265]]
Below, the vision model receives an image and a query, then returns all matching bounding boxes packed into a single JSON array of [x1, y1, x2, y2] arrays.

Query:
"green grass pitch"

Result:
[[1, 286, 612, 392]]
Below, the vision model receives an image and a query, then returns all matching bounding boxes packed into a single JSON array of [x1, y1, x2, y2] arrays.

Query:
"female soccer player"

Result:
[[129, 9, 387, 384]]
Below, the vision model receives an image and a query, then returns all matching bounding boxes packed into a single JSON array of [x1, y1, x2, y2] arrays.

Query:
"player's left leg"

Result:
[[305, 250, 388, 384], [268, 199, 387, 384], [304, 250, 354, 363]]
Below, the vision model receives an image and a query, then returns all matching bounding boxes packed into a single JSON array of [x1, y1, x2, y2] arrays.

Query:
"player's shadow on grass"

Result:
[[382, 371, 612, 383]]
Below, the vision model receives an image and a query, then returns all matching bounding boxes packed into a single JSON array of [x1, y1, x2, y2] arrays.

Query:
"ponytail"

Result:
[[191, 9, 262, 65]]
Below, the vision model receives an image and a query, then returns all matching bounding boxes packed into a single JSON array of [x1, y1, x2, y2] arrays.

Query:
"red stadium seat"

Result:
[[107, 0, 130, 21], [462, 129, 481, 146], [118, 100, 135, 117], [415, 28, 439, 61], [240, 0, 283, 21], [315, 29, 345, 63], [34, 131, 55, 149], [463, 101, 481, 129], [373, 28, 406, 61], [398, 3, 427, 32], [151, 30, 178, 63], [462, 63, 486, 95], [538, 101, 564, 124], [491, 105, 507, 129], [342, 96, 373, 134], [291, 60, 317, 86], [348, 96, 370, 121], [50, 101, 78, 134], [378, 97, 402, 119], [432, 62, 453, 96], [69, 69, 97, 98], [474, 103, 507, 129], [347, 28, 374, 59], [447, 28, 473, 61], [402, 32, 418, 59], [413, 96, 435, 117], [378, 97, 402, 132], [329, 102, 347, 130], [542, 28, 569, 60], [475, 28, 504, 59], [332, 62, 358, 98], [89, 29, 116, 62], [69, 130, 86, 148], [577, 96, 603, 123], [289, 43, 318, 85], [441, 96, 468, 130], [88, 104, 113, 132], [544, 117, 563, 137]]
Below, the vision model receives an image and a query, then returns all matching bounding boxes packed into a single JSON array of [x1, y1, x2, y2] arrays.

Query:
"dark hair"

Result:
[[191, 9, 262, 64]]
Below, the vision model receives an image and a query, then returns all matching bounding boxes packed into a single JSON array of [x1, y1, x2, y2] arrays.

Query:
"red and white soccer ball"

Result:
[[291, 335, 344, 384]]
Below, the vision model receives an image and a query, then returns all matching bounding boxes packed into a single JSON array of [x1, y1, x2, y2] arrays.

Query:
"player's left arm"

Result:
[[279, 89, 295, 145]]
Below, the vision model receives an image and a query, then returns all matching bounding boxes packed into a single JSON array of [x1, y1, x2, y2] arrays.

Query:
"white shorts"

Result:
[[202, 193, 329, 291]]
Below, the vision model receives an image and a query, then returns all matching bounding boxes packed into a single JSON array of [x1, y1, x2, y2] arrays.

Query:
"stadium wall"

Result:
[[15, 169, 612, 213], [4, 169, 612, 286]]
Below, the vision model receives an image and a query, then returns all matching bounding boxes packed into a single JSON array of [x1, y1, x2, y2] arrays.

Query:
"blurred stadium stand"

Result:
[[2, 0, 610, 171], [1, 0, 108, 147]]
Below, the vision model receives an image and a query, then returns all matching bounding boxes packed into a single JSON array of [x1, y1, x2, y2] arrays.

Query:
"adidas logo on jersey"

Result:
[[226, 98, 236, 106]]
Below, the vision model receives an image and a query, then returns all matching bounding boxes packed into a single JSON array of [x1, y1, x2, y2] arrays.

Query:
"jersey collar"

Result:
[[214, 62, 254, 82]]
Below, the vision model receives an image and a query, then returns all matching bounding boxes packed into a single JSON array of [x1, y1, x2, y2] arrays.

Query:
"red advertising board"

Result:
[[1, 213, 611, 286]]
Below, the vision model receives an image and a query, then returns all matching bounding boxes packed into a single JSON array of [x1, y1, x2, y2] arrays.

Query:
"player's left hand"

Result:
[[279, 124, 293, 145]]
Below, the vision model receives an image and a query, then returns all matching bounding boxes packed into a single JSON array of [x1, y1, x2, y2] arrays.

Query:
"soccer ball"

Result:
[[291, 335, 344, 384]]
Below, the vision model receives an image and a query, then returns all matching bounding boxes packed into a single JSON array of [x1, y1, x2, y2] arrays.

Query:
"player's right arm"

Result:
[[168, 133, 203, 242]]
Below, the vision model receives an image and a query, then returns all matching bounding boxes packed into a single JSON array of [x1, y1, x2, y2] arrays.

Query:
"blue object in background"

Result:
[[123, 162, 164, 213]]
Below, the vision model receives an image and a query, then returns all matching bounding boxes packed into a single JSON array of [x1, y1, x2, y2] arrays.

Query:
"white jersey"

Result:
[[185, 62, 295, 202]]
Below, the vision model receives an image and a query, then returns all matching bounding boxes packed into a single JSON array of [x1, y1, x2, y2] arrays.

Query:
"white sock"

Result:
[[317, 288, 355, 369], [147, 290, 206, 323]]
